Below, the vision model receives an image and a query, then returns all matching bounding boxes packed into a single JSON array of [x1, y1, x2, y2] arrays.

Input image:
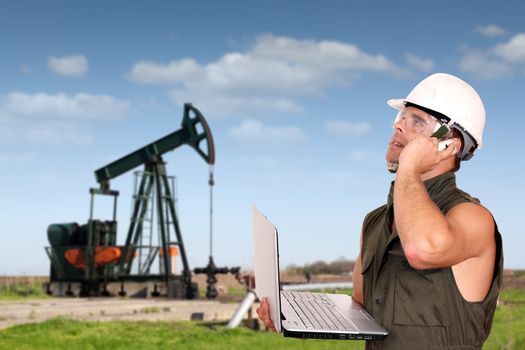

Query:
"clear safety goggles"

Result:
[[394, 109, 441, 136]]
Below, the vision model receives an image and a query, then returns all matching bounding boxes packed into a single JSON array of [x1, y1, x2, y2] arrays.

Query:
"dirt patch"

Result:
[[0, 298, 249, 330], [192, 274, 245, 290]]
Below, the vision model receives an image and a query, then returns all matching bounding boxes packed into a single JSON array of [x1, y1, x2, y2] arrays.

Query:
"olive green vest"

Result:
[[361, 172, 503, 350]]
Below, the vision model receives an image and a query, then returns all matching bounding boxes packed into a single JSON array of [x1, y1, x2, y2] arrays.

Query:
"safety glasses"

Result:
[[394, 109, 441, 136]]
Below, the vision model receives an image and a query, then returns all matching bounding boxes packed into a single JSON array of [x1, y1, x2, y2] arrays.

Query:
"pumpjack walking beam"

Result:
[[87, 103, 215, 297], [95, 103, 215, 189]]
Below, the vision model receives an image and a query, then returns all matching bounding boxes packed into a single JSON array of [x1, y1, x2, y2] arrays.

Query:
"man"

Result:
[[257, 73, 503, 349]]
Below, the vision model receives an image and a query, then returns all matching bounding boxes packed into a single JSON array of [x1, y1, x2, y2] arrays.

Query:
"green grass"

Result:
[[0, 319, 365, 350], [483, 288, 525, 350], [499, 288, 525, 303], [485, 302, 525, 349], [139, 307, 161, 314], [0, 282, 49, 301], [0, 289, 523, 350], [315, 288, 353, 295]]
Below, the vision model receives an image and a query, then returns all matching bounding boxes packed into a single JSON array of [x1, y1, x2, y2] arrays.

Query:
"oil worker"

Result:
[[257, 73, 503, 349]]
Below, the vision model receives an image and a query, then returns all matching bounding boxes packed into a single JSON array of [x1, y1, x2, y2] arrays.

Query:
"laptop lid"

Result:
[[252, 206, 282, 332]]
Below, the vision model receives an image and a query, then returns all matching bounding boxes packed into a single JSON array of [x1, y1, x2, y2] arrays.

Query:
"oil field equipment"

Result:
[[45, 103, 222, 298], [193, 166, 241, 299]]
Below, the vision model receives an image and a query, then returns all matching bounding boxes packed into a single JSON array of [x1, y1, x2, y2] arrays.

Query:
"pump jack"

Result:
[[45, 103, 215, 298]]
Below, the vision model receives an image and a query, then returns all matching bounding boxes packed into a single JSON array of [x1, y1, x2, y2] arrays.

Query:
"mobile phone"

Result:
[[438, 139, 453, 152]]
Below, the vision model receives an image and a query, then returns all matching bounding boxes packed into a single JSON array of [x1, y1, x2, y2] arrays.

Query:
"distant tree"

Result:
[[284, 257, 356, 275], [328, 259, 355, 274], [284, 264, 303, 274], [309, 260, 329, 274]]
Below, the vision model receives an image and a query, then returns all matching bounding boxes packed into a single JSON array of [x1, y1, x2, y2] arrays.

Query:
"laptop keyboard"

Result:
[[282, 291, 358, 331]]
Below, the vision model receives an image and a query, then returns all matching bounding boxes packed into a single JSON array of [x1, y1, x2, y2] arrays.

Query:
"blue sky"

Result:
[[1, 0, 524, 275]]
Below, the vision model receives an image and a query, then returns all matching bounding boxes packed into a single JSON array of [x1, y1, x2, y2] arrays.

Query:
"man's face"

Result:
[[386, 106, 439, 164]]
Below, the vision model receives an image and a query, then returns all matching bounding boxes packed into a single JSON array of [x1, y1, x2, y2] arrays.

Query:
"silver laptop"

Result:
[[252, 206, 389, 340]]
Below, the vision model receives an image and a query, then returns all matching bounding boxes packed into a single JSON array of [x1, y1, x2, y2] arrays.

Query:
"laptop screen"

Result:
[[252, 206, 282, 332]]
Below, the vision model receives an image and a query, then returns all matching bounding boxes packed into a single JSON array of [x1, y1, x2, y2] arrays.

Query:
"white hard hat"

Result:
[[388, 73, 485, 160]]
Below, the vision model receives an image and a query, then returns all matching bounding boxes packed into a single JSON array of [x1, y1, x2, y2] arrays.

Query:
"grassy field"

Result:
[[0, 319, 366, 350], [0, 277, 48, 301], [486, 289, 525, 349], [0, 289, 523, 350]]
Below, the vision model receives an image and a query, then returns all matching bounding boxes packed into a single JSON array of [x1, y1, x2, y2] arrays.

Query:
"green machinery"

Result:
[[45, 103, 214, 298]]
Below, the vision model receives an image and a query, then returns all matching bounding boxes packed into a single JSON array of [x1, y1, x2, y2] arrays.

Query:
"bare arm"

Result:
[[395, 137, 494, 269]]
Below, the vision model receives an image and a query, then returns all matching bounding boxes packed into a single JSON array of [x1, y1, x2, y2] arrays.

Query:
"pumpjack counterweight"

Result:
[[45, 103, 215, 298]]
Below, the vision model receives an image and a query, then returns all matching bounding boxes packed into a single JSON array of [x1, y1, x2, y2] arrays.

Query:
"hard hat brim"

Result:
[[387, 99, 405, 110]]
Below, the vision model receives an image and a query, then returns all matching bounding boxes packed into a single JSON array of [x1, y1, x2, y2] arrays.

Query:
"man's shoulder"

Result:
[[362, 204, 388, 231], [454, 185, 481, 205], [365, 204, 388, 219], [438, 180, 482, 214]]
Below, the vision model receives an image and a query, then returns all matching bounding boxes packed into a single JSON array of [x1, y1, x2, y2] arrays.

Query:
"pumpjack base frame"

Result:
[[45, 275, 197, 299]]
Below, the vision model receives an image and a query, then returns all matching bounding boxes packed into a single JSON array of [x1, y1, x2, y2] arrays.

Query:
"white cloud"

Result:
[[475, 25, 506, 38], [129, 34, 401, 116], [404, 53, 434, 72], [229, 119, 307, 144], [324, 120, 371, 137], [250, 35, 397, 73], [0, 119, 94, 145], [459, 34, 525, 79], [129, 59, 202, 85], [170, 89, 302, 117], [493, 33, 525, 63], [48, 55, 88, 77], [459, 50, 513, 79], [3, 92, 129, 120], [0, 92, 129, 144]]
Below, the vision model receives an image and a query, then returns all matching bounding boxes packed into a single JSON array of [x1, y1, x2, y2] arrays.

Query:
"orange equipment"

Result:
[[64, 247, 121, 269]]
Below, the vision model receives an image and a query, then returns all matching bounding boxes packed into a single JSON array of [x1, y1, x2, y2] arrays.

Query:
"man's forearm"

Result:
[[394, 168, 452, 269]]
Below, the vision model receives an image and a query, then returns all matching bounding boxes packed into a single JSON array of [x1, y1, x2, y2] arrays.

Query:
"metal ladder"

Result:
[[158, 174, 178, 275], [131, 170, 155, 274]]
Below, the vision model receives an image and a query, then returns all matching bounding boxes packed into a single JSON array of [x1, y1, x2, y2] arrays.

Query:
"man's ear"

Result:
[[453, 137, 462, 154]]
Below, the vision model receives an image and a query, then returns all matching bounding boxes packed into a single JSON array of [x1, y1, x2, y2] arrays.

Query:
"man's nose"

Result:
[[393, 116, 406, 133]]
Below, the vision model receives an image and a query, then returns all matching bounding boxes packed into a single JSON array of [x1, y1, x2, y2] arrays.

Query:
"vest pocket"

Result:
[[394, 260, 449, 327], [361, 248, 374, 275], [361, 249, 375, 313]]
